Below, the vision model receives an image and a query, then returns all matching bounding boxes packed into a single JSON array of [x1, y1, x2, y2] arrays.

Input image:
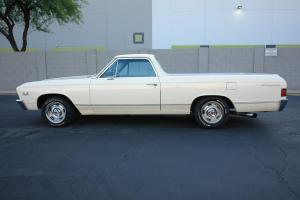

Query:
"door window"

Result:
[[101, 61, 117, 78]]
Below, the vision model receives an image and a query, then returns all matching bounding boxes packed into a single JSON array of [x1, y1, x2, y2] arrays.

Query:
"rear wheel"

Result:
[[41, 97, 76, 127], [193, 97, 229, 128]]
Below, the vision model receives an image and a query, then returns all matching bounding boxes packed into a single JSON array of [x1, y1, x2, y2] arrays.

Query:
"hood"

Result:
[[17, 74, 95, 89]]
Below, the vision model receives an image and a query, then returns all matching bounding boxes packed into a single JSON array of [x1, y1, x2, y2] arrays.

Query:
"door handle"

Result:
[[146, 83, 158, 87]]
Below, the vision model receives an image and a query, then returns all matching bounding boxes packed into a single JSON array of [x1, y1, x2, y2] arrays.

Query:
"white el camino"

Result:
[[16, 54, 288, 128]]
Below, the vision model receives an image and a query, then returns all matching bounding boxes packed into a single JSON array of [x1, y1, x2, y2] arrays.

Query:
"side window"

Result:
[[117, 60, 129, 77], [101, 61, 117, 78], [116, 59, 156, 77]]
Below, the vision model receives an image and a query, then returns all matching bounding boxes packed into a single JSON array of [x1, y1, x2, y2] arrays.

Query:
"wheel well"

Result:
[[37, 94, 79, 113], [190, 95, 235, 114]]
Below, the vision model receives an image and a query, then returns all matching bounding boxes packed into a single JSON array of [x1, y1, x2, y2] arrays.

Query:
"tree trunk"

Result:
[[20, 10, 30, 52], [0, 14, 19, 51], [7, 27, 19, 52]]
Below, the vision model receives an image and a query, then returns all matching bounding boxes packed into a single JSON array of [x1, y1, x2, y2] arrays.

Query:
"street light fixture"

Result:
[[234, 3, 244, 16], [236, 5, 243, 10]]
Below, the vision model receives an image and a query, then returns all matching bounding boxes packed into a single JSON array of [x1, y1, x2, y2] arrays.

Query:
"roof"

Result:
[[115, 54, 155, 58]]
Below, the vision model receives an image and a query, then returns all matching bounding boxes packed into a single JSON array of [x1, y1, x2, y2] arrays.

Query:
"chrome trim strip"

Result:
[[261, 84, 280, 87], [76, 104, 190, 107], [16, 99, 27, 110], [234, 101, 279, 104]]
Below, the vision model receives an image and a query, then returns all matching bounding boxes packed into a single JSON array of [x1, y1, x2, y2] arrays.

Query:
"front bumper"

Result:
[[16, 99, 27, 110], [279, 99, 288, 111]]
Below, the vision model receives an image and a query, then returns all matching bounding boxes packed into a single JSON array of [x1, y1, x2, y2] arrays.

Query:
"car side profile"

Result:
[[16, 54, 288, 128]]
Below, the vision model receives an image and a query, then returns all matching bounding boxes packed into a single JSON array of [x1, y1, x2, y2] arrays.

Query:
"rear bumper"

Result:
[[279, 99, 288, 111], [16, 99, 27, 110]]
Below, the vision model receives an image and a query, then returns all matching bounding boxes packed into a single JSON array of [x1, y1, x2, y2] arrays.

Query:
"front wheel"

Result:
[[193, 97, 229, 129], [41, 97, 76, 127]]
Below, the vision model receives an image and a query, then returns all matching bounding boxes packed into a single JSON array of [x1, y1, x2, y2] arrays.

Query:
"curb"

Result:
[[0, 91, 17, 95], [288, 90, 300, 96]]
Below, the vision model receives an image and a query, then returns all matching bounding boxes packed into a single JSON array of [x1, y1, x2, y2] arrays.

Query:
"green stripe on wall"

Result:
[[0, 46, 106, 53], [0, 48, 40, 53], [50, 46, 106, 52], [210, 45, 262, 48], [277, 44, 300, 48], [172, 44, 300, 49], [172, 45, 200, 49], [172, 45, 263, 49]]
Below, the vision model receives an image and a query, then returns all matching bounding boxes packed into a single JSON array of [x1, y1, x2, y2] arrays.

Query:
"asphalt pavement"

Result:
[[0, 95, 300, 200]]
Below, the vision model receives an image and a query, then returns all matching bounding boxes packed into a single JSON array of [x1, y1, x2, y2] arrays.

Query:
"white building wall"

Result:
[[152, 0, 300, 49]]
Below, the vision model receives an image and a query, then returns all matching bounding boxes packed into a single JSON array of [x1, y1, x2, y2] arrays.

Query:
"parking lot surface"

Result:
[[0, 95, 300, 200]]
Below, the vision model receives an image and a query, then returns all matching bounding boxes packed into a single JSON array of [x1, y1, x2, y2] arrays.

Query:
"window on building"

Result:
[[133, 33, 144, 44]]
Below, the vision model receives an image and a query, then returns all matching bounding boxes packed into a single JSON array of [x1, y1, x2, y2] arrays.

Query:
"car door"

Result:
[[90, 58, 161, 114]]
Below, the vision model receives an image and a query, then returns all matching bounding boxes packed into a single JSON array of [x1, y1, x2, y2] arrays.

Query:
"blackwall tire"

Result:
[[41, 97, 75, 127], [193, 97, 229, 129]]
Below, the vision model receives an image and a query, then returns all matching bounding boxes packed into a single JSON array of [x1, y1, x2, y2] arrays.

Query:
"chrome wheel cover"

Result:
[[199, 101, 224, 124], [45, 102, 66, 124]]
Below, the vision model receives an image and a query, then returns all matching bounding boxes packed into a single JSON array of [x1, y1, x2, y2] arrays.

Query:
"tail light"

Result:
[[281, 88, 287, 97]]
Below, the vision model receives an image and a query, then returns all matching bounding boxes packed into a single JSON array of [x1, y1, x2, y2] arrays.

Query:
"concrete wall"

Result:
[[0, 47, 299, 91], [0, 0, 152, 50]]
